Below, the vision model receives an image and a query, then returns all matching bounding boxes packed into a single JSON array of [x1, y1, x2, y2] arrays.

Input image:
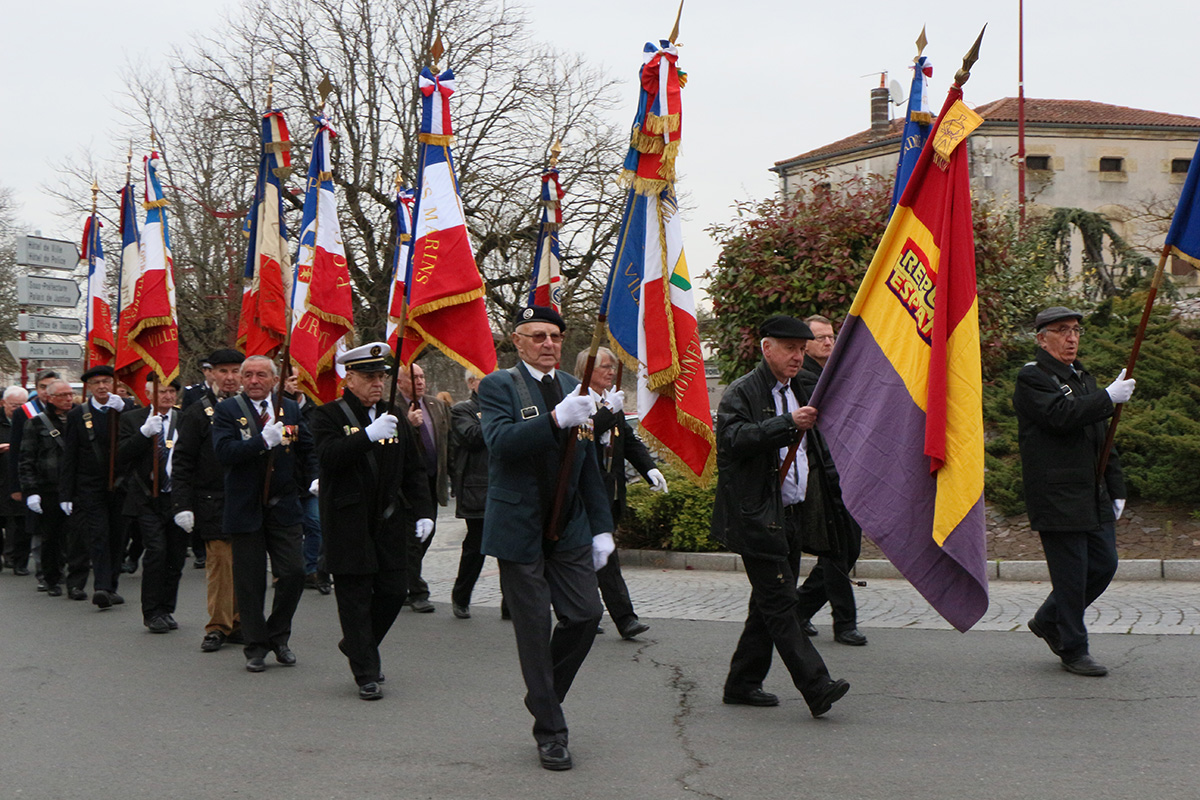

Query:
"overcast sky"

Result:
[[4, 0, 1198, 295]]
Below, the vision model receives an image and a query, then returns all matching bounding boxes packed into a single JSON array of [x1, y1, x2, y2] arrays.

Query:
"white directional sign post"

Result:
[[15, 235, 79, 271], [5, 341, 84, 361], [17, 313, 84, 336], [17, 274, 82, 308], [14, 273, 85, 380]]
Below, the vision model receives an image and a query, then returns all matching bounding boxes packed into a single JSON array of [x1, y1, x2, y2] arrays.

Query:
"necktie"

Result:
[[540, 374, 562, 406], [259, 401, 270, 428], [779, 386, 799, 485]]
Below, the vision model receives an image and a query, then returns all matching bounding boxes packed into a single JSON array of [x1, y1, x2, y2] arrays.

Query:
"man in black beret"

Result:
[[60, 364, 135, 607], [711, 314, 850, 717], [1014, 306, 1135, 676]]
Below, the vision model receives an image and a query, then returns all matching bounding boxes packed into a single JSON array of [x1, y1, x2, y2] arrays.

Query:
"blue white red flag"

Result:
[[290, 114, 354, 403], [115, 181, 148, 398], [527, 168, 564, 312], [400, 67, 496, 377], [81, 209, 115, 367], [891, 55, 935, 212], [811, 82, 989, 632], [239, 109, 293, 357], [1165, 137, 1200, 267], [602, 41, 714, 486], [386, 186, 419, 352]]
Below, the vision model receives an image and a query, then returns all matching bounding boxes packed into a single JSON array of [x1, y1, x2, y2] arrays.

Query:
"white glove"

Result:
[[1113, 498, 1126, 520], [591, 532, 615, 571], [308, 479, 320, 497], [60, 501, 73, 516], [1105, 369, 1136, 405], [365, 413, 398, 442], [415, 518, 434, 542], [647, 468, 669, 493], [104, 394, 125, 410], [174, 511, 195, 533], [554, 391, 597, 428], [261, 420, 285, 449], [140, 414, 164, 438], [603, 388, 624, 415], [26, 494, 42, 514]]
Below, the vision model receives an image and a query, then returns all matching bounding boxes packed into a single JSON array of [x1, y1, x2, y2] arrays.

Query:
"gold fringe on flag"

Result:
[[143, 199, 169, 210], [643, 112, 681, 135], [407, 285, 486, 318], [419, 133, 455, 146]]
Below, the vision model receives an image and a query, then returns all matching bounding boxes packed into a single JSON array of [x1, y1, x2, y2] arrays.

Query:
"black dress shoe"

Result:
[[500, 603, 511, 621], [45, 584, 62, 597], [800, 619, 818, 637], [410, 599, 435, 613], [193, 558, 206, 569], [201, 631, 226, 652], [273, 645, 297, 666], [304, 572, 320, 590], [246, 656, 267, 673], [834, 629, 868, 646], [809, 678, 850, 718], [121, 559, 137, 574], [722, 688, 780, 707], [14, 567, 30, 577], [1061, 654, 1108, 677], [317, 577, 332, 595], [164, 614, 179, 630], [452, 603, 470, 619], [146, 616, 170, 634], [619, 620, 651, 640], [1028, 618, 1066, 658], [537, 741, 573, 771], [227, 628, 245, 644], [109, 592, 125, 605], [69, 587, 89, 602], [92, 589, 112, 608], [358, 682, 383, 701]]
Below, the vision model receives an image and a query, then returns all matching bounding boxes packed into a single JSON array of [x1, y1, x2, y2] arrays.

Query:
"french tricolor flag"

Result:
[[81, 210, 115, 367]]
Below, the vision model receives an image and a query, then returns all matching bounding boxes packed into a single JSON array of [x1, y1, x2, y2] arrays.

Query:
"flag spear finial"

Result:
[[316, 75, 333, 113], [954, 25, 986, 86], [90, 179, 100, 214], [669, 0, 685, 43], [394, 173, 403, 193], [549, 138, 562, 168], [430, 33, 445, 71], [266, 58, 277, 110], [125, 141, 133, 184], [916, 25, 928, 59], [150, 126, 157, 151]]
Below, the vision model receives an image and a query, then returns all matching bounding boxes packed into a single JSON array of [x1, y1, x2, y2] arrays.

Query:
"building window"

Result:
[[1172, 158, 1191, 174], [1099, 157, 1124, 173], [1026, 155, 1051, 171]]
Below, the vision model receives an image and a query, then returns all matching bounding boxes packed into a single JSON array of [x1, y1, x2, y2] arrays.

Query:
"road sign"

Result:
[[4, 341, 84, 361], [15, 235, 79, 271], [17, 313, 83, 336], [17, 274, 81, 308]]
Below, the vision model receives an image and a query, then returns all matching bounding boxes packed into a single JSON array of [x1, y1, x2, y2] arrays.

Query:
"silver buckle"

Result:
[[521, 406, 539, 420]]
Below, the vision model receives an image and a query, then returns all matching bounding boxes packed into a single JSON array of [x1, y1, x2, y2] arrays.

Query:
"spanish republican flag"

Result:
[[811, 83, 989, 632], [116, 153, 180, 401], [603, 40, 714, 486], [238, 109, 293, 357], [400, 67, 496, 377], [290, 114, 354, 403], [81, 211, 115, 367]]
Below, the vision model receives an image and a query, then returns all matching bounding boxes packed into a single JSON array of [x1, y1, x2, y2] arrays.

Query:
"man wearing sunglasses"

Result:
[[1013, 306, 1136, 677]]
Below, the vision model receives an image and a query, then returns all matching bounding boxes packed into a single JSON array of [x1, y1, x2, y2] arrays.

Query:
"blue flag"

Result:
[[1165, 138, 1200, 266], [891, 55, 934, 213]]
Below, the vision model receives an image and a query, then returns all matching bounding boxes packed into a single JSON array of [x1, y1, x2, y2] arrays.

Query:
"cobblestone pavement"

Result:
[[423, 509, 1200, 635]]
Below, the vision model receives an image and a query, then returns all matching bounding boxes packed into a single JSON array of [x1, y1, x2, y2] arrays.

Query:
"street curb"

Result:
[[619, 549, 1200, 582]]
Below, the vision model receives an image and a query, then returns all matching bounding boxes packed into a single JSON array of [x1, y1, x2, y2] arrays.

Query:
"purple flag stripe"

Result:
[[814, 316, 989, 632]]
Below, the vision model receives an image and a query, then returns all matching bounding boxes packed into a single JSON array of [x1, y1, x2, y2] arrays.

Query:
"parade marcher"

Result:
[[17, 380, 74, 597], [180, 357, 214, 411], [478, 305, 613, 771], [118, 378, 187, 633], [60, 365, 133, 608], [172, 348, 245, 651], [712, 315, 850, 718], [575, 346, 665, 640], [1014, 307, 1135, 677], [8, 370, 60, 584], [311, 343, 434, 700], [449, 370, 491, 619], [283, 373, 330, 595], [211, 355, 316, 673], [1, 386, 29, 572], [395, 362, 450, 613], [794, 315, 867, 646]]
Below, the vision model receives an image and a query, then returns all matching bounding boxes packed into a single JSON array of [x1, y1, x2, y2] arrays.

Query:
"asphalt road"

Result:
[[2, 541, 1197, 800]]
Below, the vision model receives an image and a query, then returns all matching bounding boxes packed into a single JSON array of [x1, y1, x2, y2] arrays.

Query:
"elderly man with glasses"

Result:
[[1013, 306, 1136, 677]]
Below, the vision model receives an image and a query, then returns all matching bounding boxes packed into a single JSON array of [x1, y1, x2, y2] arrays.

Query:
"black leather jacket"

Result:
[[450, 392, 488, 519], [19, 409, 69, 496]]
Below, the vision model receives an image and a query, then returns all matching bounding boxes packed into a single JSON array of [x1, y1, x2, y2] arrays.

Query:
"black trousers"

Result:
[[1034, 523, 1118, 660], [794, 520, 863, 632], [333, 569, 406, 686], [596, 550, 638, 629], [9, 506, 37, 571], [69, 490, 126, 593], [34, 494, 66, 587], [405, 474, 438, 603], [451, 517, 486, 607], [2, 510, 27, 566], [231, 522, 305, 658], [725, 505, 833, 706], [137, 494, 188, 620], [499, 543, 603, 745]]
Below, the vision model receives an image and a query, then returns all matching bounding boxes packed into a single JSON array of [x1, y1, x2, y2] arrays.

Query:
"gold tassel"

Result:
[[643, 112, 681, 135]]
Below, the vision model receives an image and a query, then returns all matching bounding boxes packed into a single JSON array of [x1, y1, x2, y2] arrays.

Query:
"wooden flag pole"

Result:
[[1097, 243, 1171, 478]]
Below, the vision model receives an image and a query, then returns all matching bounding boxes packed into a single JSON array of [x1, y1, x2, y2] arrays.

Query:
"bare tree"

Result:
[[0, 185, 21, 374]]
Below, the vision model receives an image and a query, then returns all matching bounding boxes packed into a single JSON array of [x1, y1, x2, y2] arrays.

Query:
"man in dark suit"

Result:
[[1014, 307, 1135, 677], [118, 377, 187, 633], [1, 386, 29, 572], [479, 305, 613, 771], [574, 346, 665, 640], [449, 370, 491, 619], [311, 343, 434, 700], [793, 315, 867, 646], [711, 315, 850, 719], [18, 379, 74, 596], [60, 365, 132, 608], [8, 369, 60, 582], [173, 348, 245, 651], [211, 355, 316, 673], [180, 357, 213, 411], [395, 361, 450, 613]]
